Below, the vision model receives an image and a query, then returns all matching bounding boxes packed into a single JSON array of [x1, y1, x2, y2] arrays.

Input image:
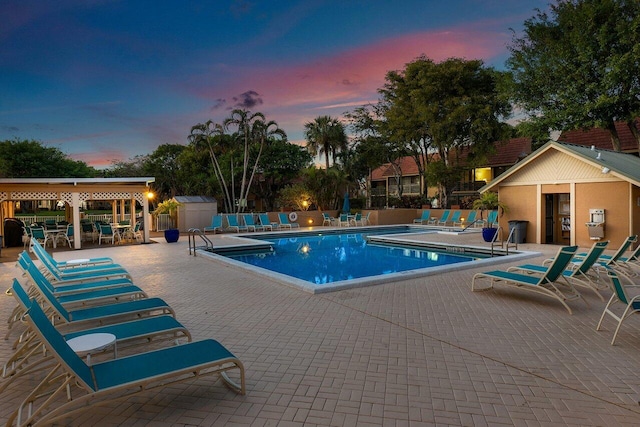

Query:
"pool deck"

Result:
[[1, 228, 640, 425]]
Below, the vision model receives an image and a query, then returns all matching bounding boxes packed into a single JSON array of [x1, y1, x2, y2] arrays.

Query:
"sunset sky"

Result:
[[1, 0, 549, 168]]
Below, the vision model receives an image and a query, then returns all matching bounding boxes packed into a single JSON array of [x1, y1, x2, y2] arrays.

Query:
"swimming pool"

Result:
[[199, 227, 539, 293]]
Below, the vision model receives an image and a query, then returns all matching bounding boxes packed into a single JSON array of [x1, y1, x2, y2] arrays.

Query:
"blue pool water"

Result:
[[225, 232, 476, 285]]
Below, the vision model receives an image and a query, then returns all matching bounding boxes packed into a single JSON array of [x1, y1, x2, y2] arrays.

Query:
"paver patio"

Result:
[[1, 230, 640, 426]]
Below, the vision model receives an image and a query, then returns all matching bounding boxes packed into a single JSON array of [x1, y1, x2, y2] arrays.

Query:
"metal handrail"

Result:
[[187, 228, 213, 256]]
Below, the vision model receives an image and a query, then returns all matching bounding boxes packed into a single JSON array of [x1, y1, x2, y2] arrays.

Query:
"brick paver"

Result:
[[1, 230, 640, 426]]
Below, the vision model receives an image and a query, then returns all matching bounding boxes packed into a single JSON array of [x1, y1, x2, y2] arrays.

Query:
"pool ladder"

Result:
[[489, 226, 518, 255], [187, 228, 213, 256]]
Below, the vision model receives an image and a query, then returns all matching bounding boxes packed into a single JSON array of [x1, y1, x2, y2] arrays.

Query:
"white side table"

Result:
[[67, 333, 117, 365]]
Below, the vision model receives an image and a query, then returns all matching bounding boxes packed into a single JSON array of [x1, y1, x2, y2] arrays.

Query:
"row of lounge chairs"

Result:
[[2, 239, 245, 426], [413, 209, 497, 228], [471, 235, 640, 344], [204, 213, 300, 233]]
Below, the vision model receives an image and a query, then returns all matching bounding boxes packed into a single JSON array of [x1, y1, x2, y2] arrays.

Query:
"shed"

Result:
[[481, 141, 640, 247], [174, 196, 217, 232]]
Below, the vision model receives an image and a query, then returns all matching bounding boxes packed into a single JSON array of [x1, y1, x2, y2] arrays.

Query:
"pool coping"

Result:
[[195, 227, 540, 294]]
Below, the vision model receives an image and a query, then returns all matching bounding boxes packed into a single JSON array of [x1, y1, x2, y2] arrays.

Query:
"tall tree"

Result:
[[381, 57, 511, 208], [506, 0, 640, 151], [188, 120, 234, 213], [144, 144, 186, 199], [304, 116, 348, 170]]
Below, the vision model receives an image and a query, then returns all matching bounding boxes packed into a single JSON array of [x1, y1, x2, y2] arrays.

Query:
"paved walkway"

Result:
[[1, 230, 640, 426]]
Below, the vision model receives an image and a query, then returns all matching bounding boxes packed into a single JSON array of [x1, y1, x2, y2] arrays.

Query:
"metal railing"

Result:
[[16, 214, 132, 225], [187, 228, 213, 256]]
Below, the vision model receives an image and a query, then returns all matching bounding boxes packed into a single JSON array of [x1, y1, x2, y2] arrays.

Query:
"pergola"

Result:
[[0, 177, 155, 249]]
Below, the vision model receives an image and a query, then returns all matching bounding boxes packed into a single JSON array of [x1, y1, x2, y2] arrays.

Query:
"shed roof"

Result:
[[174, 196, 217, 203], [481, 141, 640, 192]]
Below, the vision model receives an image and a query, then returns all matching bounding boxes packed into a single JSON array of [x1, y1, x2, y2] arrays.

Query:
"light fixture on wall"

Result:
[[602, 167, 610, 174]]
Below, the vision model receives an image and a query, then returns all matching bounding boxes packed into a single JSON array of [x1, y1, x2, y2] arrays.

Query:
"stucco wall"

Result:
[[575, 181, 630, 247], [496, 185, 537, 243]]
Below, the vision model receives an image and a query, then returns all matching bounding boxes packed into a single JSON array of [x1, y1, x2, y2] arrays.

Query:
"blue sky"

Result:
[[1, 0, 549, 168]]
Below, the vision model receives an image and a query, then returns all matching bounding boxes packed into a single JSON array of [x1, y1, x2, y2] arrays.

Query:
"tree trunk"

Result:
[[604, 119, 622, 152], [626, 120, 640, 153]]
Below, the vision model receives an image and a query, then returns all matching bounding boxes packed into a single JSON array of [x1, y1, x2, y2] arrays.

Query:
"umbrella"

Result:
[[342, 192, 350, 214]]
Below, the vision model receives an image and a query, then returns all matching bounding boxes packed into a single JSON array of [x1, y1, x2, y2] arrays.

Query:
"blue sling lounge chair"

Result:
[[596, 268, 640, 345], [436, 210, 451, 225], [507, 241, 609, 301], [1, 290, 191, 395], [204, 215, 223, 233], [7, 300, 244, 426], [472, 245, 581, 314], [413, 210, 431, 224], [278, 213, 300, 228]]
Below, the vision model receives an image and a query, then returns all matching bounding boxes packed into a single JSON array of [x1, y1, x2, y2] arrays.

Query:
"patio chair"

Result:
[[99, 223, 120, 245], [258, 213, 276, 231], [508, 240, 609, 301], [56, 223, 74, 248], [242, 214, 263, 232], [338, 213, 350, 227], [226, 215, 248, 233], [130, 221, 143, 242], [436, 210, 451, 225], [595, 268, 640, 345], [278, 213, 300, 228], [472, 245, 582, 314], [361, 212, 372, 226], [204, 215, 223, 233], [29, 226, 48, 249], [322, 212, 335, 226], [350, 212, 363, 226], [81, 221, 97, 242], [7, 300, 244, 426], [413, 209, 431, 224]]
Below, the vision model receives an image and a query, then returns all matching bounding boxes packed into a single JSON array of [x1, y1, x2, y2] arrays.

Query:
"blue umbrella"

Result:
[[342, 192, 350, 214]]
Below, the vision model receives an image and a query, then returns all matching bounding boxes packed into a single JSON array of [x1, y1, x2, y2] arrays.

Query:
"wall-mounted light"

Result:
[[602, 167, 610, 174]]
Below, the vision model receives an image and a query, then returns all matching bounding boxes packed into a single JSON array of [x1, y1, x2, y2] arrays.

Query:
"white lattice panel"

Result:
[[11, 191, 58, 200], [134, 192, 145, 203], [60, 192, 74, 204], [92, 192, 132, 200], [0, 192, 6, 202], [78, 192, 90, 202]]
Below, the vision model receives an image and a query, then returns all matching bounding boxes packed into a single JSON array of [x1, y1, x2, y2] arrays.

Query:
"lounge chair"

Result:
[[596, 268, 640, 345], [7, 300, 244, 426], [413, 210, 431, 224], [436, 210, 451, 225], [30, 240, 132, 284], [21, 256, 147, 308], [242, 214, 263, 232], [258, 213, 276, 231], [455, 210, 478, 227], [278, 213, 300, 228], [10, 277, 175, 328], [575, 235, 639, 277], [30, 238, 114, 269], [472, 245, 582, 314], [204, 215, 223, 233], [1, 295, 191, 394], [226, 215, 248, 233], [507, 241, 609, 301], [446, 211, 461, 226], [478, 210, 498, 228]]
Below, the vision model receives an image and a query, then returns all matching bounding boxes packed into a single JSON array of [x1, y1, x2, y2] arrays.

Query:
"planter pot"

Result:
[[164, 229, 180, 243], [482, 227, 498, 242]]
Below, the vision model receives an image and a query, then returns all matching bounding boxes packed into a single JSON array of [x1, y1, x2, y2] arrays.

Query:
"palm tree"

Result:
[[304, 116, 348, 170]]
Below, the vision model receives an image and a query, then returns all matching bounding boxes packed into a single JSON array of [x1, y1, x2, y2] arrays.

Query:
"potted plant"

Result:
[[472, 192, 509, 242], [153, 199, 183, 243]]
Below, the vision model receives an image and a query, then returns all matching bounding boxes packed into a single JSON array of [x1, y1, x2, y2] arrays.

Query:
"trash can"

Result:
[[3, 218, 25, 247], [508, 220, 528, 243]]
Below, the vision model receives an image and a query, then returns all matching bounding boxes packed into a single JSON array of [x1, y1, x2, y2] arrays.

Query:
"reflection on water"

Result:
[[227, 233, 473, 285]]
